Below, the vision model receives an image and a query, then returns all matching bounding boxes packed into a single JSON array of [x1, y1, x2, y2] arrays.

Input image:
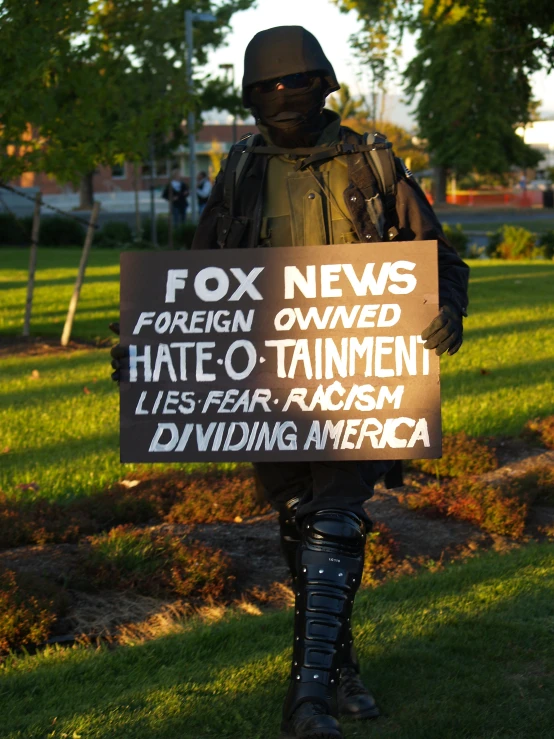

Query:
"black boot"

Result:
[[337, 644, 380, 720], [279, 501, 380, 723], [280, 509, 366, 739]]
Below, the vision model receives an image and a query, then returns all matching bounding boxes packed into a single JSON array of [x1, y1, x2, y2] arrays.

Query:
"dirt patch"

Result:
[[480, 449, 554, 488], [0, 335, 111, 358], [366, 484, 494, 559], [0, 487, 510, 647], [0, 435, 552, 650]]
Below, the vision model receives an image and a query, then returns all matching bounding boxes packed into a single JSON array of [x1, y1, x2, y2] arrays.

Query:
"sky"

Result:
[[203, 0, 554, 127]]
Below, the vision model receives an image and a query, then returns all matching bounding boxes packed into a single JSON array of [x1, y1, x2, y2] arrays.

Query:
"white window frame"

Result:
[[111, 163, 126, 180]]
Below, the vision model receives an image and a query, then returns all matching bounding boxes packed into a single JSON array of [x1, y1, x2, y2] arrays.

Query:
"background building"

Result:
[[517, 120, 554, 179], [7, 123, 255, 197]]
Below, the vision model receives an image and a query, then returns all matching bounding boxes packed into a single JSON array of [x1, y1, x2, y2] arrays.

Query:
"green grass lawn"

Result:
[[2, 542, 554, 738], [1, 248, 554, 501], [1, 250, 554, 737], [0, 247, 119, 340]]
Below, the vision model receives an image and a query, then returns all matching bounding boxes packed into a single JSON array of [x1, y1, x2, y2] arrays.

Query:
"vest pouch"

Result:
[[287, 171, 329, 246], [216, 212, 248, 249], [339, 230, 359, 244]]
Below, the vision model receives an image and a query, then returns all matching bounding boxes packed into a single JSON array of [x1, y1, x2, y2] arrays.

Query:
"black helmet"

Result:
[[242, 26, 339, 106]]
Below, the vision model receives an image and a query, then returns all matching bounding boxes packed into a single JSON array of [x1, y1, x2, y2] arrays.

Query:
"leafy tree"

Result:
[[328, 83, 369, 119], [327, 81, 429, 171], [0, 0, 253, 207], [335, 0, 554, 201], [342, 112, 430, 172]]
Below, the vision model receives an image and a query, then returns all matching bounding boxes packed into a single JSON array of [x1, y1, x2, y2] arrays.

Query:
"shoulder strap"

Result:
[[356, 130, 399, 239], [365, 132, 397, 200], [222, 132, 263, 216]]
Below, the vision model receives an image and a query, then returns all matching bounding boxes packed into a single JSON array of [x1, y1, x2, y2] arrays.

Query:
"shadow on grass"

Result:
[[442, 356, 554, 394], [1, 429, 119, 467], [0, 348, 111, 376], [2, 544, 554, 739], [0, 379, 114, 408], [463, 317, 554, 341], [1, 274, 120, 291], [0, 301, 119, 317]]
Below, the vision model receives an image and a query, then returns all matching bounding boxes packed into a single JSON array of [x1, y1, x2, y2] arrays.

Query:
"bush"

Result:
[[362, 523, 399, 586], [442, 223, 469, 257], [538, 230, 554, 260], [142, 215, 168, 245], [40, 215, 86, 246], [0, 567, 60, 654], [142, 216, 196, 248], [0, 468, 266, 550], [76, 525, 234, 599], [467, 243, 486, 259], [94, 220, 133, 248], [0, 493, 93, 550], [523, 415, 554, 449], [513, 465, 554, 507], [487, 225, 537, 260], [174, 222, 197, 249], [414, 432, 498, 479], [401, 478, 528, 538], [165, 467, 270, 524], [0, 213, 33, 246]]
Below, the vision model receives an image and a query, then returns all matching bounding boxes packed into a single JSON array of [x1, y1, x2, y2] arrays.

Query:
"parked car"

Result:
[[527, 179, 552, 191]]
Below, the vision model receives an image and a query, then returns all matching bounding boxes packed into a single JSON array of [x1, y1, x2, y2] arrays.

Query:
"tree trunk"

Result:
[[133, 163, 141, 239], [61, 202, 101, 346], [433, 166, 447, 205], [79, 172, 95, 210]]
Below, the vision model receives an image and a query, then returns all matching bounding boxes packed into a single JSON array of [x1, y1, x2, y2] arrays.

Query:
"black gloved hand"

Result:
[[421, 303, 463, 356], [109, 322, 130, 383]]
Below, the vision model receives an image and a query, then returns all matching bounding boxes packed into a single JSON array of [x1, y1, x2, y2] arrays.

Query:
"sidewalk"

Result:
[[42, 191, 170, 215], [0, 188, 171, 217]]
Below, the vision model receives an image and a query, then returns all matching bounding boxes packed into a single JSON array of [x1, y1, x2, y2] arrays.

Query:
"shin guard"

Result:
[[282, 509, 365, 721]]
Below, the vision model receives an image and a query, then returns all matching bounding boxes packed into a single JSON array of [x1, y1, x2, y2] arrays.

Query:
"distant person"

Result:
[[163, 170, 189, 225], [196, 171, 212, 216]]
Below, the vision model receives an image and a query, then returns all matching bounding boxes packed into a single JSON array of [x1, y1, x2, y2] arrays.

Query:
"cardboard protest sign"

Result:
[[119, 242, 441, 462]]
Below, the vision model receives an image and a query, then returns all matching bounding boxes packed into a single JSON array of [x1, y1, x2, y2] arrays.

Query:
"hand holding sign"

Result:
[[421, 303, 463, 356], [109, 322, 131, 383]]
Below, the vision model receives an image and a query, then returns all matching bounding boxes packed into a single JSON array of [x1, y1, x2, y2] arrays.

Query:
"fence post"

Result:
[[133, 162, 141, 239], [168, 182, 174, 250], [22, 192, 42, 337], [61, 201, 101, 346]]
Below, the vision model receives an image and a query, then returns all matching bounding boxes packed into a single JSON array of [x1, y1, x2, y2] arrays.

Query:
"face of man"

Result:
[[248, 73, 327, 147], [242, 26, 339, 148]]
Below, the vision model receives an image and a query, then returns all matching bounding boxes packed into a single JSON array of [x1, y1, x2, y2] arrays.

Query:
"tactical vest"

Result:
[[215, 127, 408, 252], [213, 126, 407, 490]]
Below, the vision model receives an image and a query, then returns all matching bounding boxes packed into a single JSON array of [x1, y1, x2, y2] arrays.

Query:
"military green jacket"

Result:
[[256, 114, 360, 248], [192, 111, 469, 318]]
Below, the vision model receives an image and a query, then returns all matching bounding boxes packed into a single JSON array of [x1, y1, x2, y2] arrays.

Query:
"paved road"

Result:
[[438, 208, 554, 225], [83, 206, 554, 232], [3, 186, 553, 233]]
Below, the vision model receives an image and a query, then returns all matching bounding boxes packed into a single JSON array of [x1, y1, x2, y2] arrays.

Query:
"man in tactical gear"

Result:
[[111, 25, 468, 739]]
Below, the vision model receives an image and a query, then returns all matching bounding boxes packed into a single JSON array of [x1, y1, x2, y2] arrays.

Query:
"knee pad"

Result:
[[302, 509, 365, 558]]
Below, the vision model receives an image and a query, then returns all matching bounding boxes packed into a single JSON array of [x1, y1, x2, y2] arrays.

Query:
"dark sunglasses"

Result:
[[252, 72, 319, 94]]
